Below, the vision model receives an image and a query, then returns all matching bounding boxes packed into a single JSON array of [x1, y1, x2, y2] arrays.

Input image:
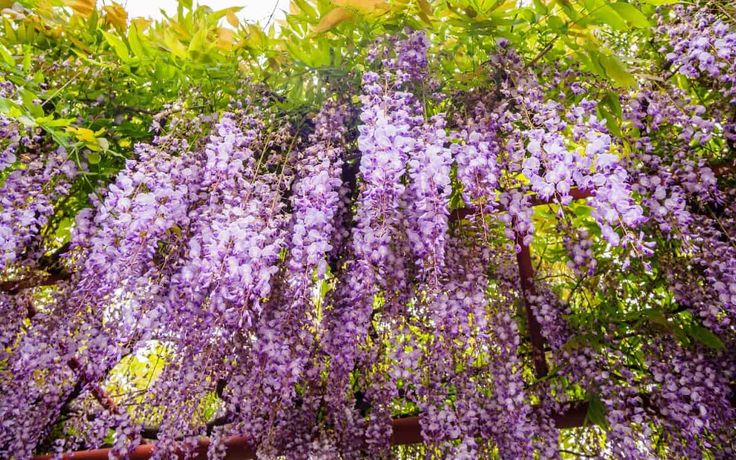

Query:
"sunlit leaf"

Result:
[[640, 0, 678, 5], [226, 9, 240, 28], [417, 0, 432, 24], [102, 30, 130, 61], [130, 17, 152, 31], [102, 2, 128, 30], [332, 0, 387, 14], [64, 0, 95, 18], [216, 27, 235, 50], [610, 2, 650, 29], [599, 54, 636, 88], [313, 7, 354, 34]]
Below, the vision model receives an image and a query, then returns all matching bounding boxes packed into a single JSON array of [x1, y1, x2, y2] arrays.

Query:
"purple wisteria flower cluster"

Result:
[[1, 83, 77, 269]]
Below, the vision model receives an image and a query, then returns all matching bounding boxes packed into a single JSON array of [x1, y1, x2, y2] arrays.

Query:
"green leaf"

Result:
[[644, 309, 670, 329], [0, 43, 13, 66], [687, 325, 725, 350], [20, 89, 43, 118], [599, 91, 623, 136], [578, 50, 606, 77], [573, 204, 593, 218], [87, 151, 101, 164], [35, 116, 74, 127], [532, 0, 548, 15], [0, 96, 21, 116], [603, 91, 622, 118], [188, 27, 208, 54], [640, 0, 678, 5], [17, 115, 35, 127], [102, 31, 130, 61], [22, 47, 31, 72], [586, 396, 609, 428], [599, 54, 637, 88], [293, 0, 318, 20], [591, 5, 629, 31], [127, 27, 148, 59], [610, 3, 651, 28], [547, 15, 566, 32]]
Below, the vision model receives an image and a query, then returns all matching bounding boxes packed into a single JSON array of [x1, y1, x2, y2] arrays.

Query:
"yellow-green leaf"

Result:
[[293, 0, 317, 19], [591, 5, 628, 31], [86, 151, 101, 164], [188, 27, 208, 53], [164, 32, 188, 58], [102, 31, 129, 61], [127, 26, 148, 58], [417, 0, 432, 24], [102, 2, 128, 30], [332, 0, 387, 14], [0, 43, 14, 66], [226, 10, 239, 28], [64, 0, 95, 18], [610, 3, 650, 28], [599, 54, 636, 88], [640, 0, 677, 5], [67, 126, 97, 143]]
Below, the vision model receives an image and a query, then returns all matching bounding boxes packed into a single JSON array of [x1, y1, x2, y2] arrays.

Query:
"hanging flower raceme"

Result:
[[659, 4, 736, 147], [625, 88, 736, 330], [164, 113, 277, 332], [220, 101, 351, 455], [321, 30, 452, 454], [452, 102, 502, 210], [662, 5, 736, 101], [647, 340, 735, 458], [416, 233, 491, 454], [0, 146, 77, 270], [353, 75, 415, 287], [406, 114, 452, 280], [0, 82, 21, 171], [484, 299, 535, 458], [490, 45, 644, 249], [150, 112, 293, 446], [287, 100, 349, 279], [0, 82, 76, 270]]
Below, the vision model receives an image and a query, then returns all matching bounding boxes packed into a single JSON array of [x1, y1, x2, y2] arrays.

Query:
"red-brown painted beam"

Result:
[[538, 187, 592, 205], [449, 188, 593, 221], [389, 416, 423, 445], [33, 405, 592, 459], [516, 236, 549, 378], [32, 435, 256, 460], [515, 188, 593, 378], [0, 271, 69, 294]]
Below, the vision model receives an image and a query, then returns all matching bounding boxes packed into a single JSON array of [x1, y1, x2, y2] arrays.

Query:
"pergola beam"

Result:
[[33, 403, 593, 460]]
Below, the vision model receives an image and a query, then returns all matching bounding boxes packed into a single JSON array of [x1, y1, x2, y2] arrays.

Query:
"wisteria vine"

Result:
[[1, 4, 736, 460]]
